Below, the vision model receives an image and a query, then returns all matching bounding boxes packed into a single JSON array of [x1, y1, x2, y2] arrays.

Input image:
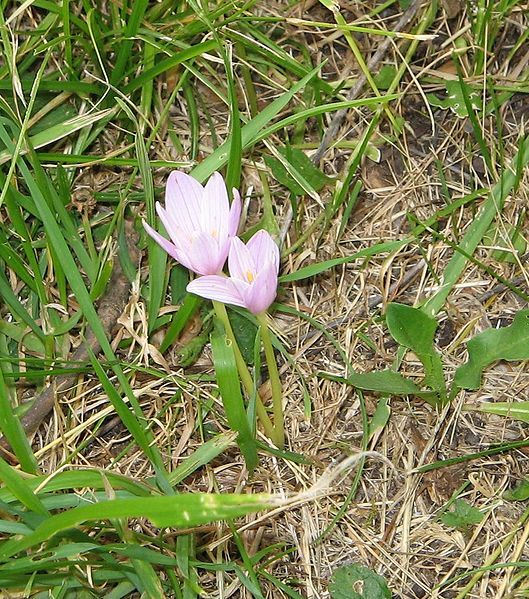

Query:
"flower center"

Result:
[[246, 270, 255, 283]]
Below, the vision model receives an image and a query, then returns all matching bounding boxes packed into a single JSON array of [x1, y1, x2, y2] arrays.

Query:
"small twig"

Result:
[[0, 226, 140, 463]]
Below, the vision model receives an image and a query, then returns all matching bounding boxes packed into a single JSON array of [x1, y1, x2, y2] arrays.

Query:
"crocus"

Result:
[[143, 171, 242, 276], [187, 230, 279, 315]]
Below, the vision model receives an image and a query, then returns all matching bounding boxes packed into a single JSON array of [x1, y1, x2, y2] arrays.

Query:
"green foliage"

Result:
[[483, 222, 527, 264], [264, 145, 333, 196], [469, 401, 529, 425], [427, 80, 481, 118], [210, 320, 258, 472], [329, 564, 391, 599], [386, 303, 446, 401], [374, 65, 398, 90], [455, 310, 529, 390], [229, 310, 258, 365], [504, 480, 529, 502], [440, 499, 484, 530]]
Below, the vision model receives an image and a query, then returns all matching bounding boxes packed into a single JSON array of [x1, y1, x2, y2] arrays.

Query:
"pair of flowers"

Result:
[[143, 171, 279, 315]]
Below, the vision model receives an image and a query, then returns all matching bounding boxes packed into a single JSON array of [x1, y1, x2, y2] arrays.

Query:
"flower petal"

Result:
[[156, 203, 186, 248], [228, 235, 256, 282], [143, 220, 186, 265], [228, 188, 242, 237], [186, 231, 227, 276], [165, 171, 203, 234], [246, 230, 280, 272], [243, 262, 278, 314], [200, 172, 230, 240], [187, 276, 246, 308]]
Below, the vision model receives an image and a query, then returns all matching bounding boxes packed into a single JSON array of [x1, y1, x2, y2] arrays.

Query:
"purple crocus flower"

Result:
[[186, 230, 280, 315], [143, 171, 242, 276]]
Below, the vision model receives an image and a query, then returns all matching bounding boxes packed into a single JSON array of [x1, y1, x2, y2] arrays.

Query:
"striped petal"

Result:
[[165, 171, 203, 235], [187, 276, 246, 308], [246, 229, 280, 272], [200, 172, 230, 240], [228, 235, 255, 282]]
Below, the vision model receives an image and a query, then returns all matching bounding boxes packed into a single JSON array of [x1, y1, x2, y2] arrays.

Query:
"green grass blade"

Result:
[[210, 320, 258, 472], [423, 135, 529, 316], [191, 64, 323, 182], [0, 492, 274, 560], [110, 0, 149, 86], [15, 149, 172, 492], [0, 368, 37, 474], [0, 455, 49, 517]]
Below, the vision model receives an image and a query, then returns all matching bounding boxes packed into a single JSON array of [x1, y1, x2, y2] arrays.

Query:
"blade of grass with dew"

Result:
[[423, 135, 529, 317], [210, 320, 258, 472], [0, 492, 276, 560]]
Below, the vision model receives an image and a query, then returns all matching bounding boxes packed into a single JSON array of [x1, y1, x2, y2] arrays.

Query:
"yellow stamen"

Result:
[[246, 270, 254, 283]]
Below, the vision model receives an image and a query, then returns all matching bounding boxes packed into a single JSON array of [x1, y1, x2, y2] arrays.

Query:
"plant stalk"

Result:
[[256, 312, 285, 449], [212, 301, 277, 443]]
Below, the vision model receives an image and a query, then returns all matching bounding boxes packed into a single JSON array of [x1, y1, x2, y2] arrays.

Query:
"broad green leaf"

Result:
[[386, 303, 437, 356], [374, 65, 398, 90], [346, 370, 421, 395], [229, 310, 258, 366], [0, 321, 45, 354], [385, 303, 446, 400], [329, 564, 391, 599], [368, 397, 391, 439], [440, 499, 484, 529], [0, 455, 48, 516], [455, 310, 529, 389], [483, 222, 527, 264], [504, 479, 529, 501], [427, 80, 480, 118]]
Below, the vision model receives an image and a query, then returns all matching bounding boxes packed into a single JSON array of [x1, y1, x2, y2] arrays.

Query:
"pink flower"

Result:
[[186, 230, 280, 314], [143, 171, 242, 276]]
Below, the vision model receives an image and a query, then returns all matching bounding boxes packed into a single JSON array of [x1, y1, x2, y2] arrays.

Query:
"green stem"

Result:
[[212, 301, 277, 443], [256, 312, 285, 449]]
